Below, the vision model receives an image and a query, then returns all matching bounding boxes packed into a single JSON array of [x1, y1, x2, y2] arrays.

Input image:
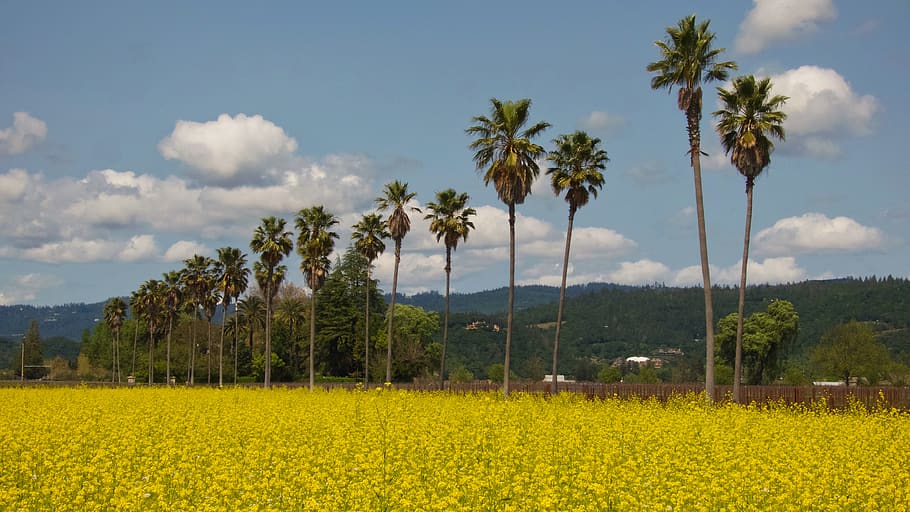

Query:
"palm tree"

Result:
[[129, 291, 142, 377], [237, 295, 266, 381], [546, 131, 608, 393], [713, 75, 788, 402], [216, 247, 249, 387], [647, 15, 737, 400], [296, 206, 340, 391], [352, 213, 389, 384], [275, 295, 306, 374], [162, 270, 184, 385], [134, 279, 167, 384], [103, 297, 127, 383], [466, 97, 550, 396], [202, 285, 221, 384], [250, 216, 293, 387], [424, 189, 476, 388], [375, 181, 420, 383], [182, 254, 216, 385]]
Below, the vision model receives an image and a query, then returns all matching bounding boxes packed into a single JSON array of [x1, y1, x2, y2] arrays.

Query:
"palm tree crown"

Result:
[[296, 206, 340, 293], [375, 181, 420, 244], [547, 131, 608, 214], [425, 189, 476, 253], [647, 15, 737, 132], [713, 75, 788, 182], [467, 98, 550, 206], [352, 213, 389, 264]]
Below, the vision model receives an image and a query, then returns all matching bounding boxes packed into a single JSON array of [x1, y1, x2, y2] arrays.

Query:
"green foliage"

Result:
[[810, 321, 893, 385], [597, 365, 621, 384], [374, 304, 439, 382], [252, 352, 286, 382], [448, 365, 474, 383], [12, 320, 44, 378], [716, 299, 798, 384]]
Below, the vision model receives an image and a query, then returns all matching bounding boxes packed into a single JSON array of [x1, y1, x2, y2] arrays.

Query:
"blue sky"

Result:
[[1, 0, 907, 306]]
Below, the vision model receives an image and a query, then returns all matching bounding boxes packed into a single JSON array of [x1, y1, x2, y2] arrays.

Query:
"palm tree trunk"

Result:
[[386, 241, 401, 383], [148, 329, 154, 385], [552, 207, 576, 394], [504, 203, 516, 397], [687, 100, 717, 401], [364, 266, 371, 385], [219, 297, 228, 387], [111, 334, 116, 382], [440, 247, 452, 389], [131, 322, 138, 377], [207, 318, 212, 384], [115, 331, 121, 383], [234, 302, 240, 385], [309, 294, 317, 391], [166, 316, 173, 385], [188, 306, 196, 385], [265, 276, 272, 388], [734, 178, 755, 403]]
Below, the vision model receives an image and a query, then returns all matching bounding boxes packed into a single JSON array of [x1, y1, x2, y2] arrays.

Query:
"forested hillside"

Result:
[[2, 278, 908, 383]]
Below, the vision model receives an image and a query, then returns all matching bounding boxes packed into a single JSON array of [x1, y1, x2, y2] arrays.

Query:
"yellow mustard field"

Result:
[[0, 387, 908, 511]]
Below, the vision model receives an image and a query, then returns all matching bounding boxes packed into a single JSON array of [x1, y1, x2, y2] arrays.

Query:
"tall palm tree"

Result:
[[466, 97, 550, 396], [216, 247, 249, 387], [546, 131, 608, 393], [202, 285, 221, 384], [296, 206, 340, 391], [182, 254, 217, 385], [352, 213, 389, 384], [237, 295, 266, 381], [275, 295, 306, 374], [250, 216, 293, 388], [129, 291, 142, 377], [134, 279, 167, 385], [647, 15, 737, 400], [424, 189, 476, 388], [162, 270, 184, 385], [713, 74, 788, 403], [103, 297, 127, 383], [375, 181, 420, 383]]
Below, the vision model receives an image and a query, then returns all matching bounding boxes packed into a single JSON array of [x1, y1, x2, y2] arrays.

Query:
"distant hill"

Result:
[[389, 282, 624, 314], [0, 301, 107, 342]]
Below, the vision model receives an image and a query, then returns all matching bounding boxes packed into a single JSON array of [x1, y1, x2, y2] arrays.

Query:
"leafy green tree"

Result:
[[467, 97, 550, 396], [274, 295, 306, 376], [716, 299, 798, 384], [597, 365, 622, 384], [811, 321, 892, 385], [352, 213, 390, 383], [424, 188, 476, 386], [216, 247, 249, 386], [375, 304, 439, 381], [296, 205, 340, 390], [15, 320, 44, 379], [648, 15, 737, 400], [713, 75, 788, 402], [546, 130, 608, 392], [375, 181, 420, 383], [250, 216, 293, 387], [103, 297, 127, 382]]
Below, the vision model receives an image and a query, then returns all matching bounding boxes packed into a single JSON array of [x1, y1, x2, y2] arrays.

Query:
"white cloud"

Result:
[[736, 0, 837, 54], [578, 111, 625, 134], [755, 213, 885, 256], [672, 257, 806, 286], [523, 227, 636, 260], [761, 66, 878, 157], [607, 260, 671, 285], [158, 113, 298, 183], [0, 169, 34, 202], [119, 235, 160, 262], [625, 161, 673, 184], [0, 273, 64, 305], [163, 240, 211, 262], [21, 238, 123, 263], [0, 112, 47, 155]]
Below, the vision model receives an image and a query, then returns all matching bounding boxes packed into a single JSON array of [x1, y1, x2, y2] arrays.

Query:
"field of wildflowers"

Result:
[[1, 386, 907, 511]]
